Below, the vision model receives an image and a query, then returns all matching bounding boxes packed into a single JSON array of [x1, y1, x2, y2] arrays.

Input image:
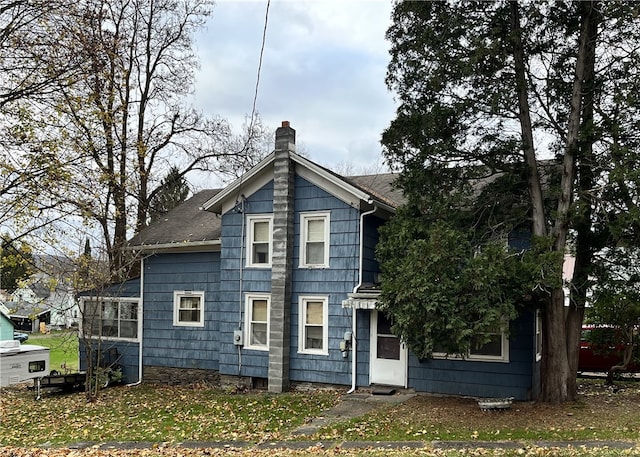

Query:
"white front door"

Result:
[[369, 310, 407, 387]]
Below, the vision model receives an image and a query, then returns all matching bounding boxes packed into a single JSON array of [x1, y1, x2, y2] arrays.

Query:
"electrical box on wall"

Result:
[[233, 329, 244, 346]]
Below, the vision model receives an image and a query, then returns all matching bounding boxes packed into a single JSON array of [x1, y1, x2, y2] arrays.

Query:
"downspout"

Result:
[[348, 203, 377, 394], [238, 196, 246, 376], [128, 255, 146, 387]]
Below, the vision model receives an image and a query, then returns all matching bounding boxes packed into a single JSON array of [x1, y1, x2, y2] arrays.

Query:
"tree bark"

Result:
[[542, 1, 598, 403], [566, 1, 599, 399], [511, 1, 599, 402], [509, 1, 546, 239]]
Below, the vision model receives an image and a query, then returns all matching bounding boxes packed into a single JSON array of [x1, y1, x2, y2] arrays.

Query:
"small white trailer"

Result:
[[0, 339, 50, 386]]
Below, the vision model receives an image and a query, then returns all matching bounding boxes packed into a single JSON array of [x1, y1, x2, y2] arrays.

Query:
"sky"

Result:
[[191, 0, 397, 175]]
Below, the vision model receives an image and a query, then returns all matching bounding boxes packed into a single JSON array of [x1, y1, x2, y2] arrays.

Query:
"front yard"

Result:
[[1, 380, 640, 456]]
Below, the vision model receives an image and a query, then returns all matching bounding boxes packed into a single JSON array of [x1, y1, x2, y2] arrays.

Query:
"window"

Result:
[[247, 215, 272, 267], [298, 296, 328, 355], [536, 310, 542, 361], [300, 212, 330, 268], [83, 299, 139, 340], [173, 291, 205, 327], [468, 325, 509, 362], [245, 294, 270, 350], [29, 360, 46, 373]]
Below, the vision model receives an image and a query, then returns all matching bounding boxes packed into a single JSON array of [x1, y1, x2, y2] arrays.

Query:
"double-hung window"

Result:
[[300, 211, 330, 268], [245, 294, 270, 350], [247, 215, 272, 267], [298, 296, 328, 355], [83, 298, 139, 340], [173, 291, 205, 327]]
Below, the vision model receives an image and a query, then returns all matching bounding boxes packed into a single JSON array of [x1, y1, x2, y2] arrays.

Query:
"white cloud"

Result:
[[191, 0, 396, 172]]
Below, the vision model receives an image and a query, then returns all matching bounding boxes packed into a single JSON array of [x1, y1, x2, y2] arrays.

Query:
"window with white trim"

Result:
[[245, 294, 270, 350], [300, 212, 330, 268], [173, 291, 205, 327], [83, 298, 139, 340], [298, 296, 328, 355], [468, 325, 509, 362], [535, 310, 542, 361], [247, 215, 272, 267]]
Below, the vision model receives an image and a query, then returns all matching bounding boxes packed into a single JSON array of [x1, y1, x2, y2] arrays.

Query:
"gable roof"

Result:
[[127, 154, 403, 251], [0, 303, 14, 325]]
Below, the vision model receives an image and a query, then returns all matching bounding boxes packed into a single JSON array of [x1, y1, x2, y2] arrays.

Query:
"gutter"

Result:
[[124, 240, 221, 253], [347, 202, 378, 394]]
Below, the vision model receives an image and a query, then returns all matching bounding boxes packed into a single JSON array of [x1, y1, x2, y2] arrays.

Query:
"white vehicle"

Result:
[[0, 340, 50, 386]]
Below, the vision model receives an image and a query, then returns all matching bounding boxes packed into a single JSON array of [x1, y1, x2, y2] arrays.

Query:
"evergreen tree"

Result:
[[148, 166, 190, 223], [379, 1, 640, 403]]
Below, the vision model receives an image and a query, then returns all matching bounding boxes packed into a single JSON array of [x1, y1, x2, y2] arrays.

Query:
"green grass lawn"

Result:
[[0, 380, 639, 456], [27, 330, 80, 373]]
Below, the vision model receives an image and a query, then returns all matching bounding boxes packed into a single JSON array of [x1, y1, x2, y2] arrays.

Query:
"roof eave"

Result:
[[125, 239, 221, 253]]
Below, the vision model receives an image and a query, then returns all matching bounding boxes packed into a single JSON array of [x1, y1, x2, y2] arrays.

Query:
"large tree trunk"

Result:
[[566, 2, 599, 399], [542, 1, 599, 403], [512, 1, 599, 402], [509, 2, 546, 239]]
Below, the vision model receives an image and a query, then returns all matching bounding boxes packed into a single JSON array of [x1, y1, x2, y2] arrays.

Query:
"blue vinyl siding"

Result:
[[218, 181, 273, 378], [362, 216, 384, 284], [142, 252, 220, 372], [289, 176, 360, 385], [78, 278, 142, 382], [406, 310, 538, 400]]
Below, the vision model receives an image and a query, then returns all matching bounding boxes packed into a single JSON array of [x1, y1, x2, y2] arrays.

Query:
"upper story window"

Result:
[[173, 290, 205, 327], [245, 293, 270, 351], [247, 215, 272, 267], [83, 298, 139, 340], [298, 296, 329, 355], [299, 211, 330, 268]]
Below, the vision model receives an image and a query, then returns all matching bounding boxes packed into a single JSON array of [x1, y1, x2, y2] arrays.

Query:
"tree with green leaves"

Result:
[[0, 234, 34, 292], [379, 1, 640, 403]]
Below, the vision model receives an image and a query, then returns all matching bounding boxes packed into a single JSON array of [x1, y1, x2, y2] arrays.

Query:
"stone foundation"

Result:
[[143, 366, 220, 386]]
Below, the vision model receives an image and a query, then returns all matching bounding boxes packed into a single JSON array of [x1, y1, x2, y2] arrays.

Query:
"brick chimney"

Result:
[[269, 121, 295, 393]]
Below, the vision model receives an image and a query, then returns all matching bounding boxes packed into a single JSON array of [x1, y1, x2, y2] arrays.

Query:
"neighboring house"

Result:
[[11, 276, 80, 331], [79, 122, 541, 400], [9, 302, 50, 332], [0, 303, 15, 341]]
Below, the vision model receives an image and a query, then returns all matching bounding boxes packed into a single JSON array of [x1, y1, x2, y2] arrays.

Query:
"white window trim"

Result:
[[246, 214, 273, 268], [431, 328, 509, 363], [298, 295, 329, 356], [299, 211, 330, 268], [535, 310, 543, 362], [245, 293, 270, 351], [173, 290, 205, 327], [467, 329, 510, 362], [81, 297, 140, 342]]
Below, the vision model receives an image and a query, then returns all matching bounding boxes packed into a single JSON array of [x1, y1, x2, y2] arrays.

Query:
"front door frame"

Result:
[[369, 310, 408, 387]]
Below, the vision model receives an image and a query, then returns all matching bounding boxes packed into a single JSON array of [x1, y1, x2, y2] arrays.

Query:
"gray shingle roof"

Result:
[[347, 173, 405, 208], [127, 189, 222, 248], [128, 171, 403, 249]]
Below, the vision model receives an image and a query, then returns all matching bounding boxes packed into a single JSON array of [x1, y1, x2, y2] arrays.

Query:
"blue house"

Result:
[[79, 122, 541, 400]]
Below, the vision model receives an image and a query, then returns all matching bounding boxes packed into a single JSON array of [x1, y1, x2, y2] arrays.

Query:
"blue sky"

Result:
[[191, 0, 396, 174]]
